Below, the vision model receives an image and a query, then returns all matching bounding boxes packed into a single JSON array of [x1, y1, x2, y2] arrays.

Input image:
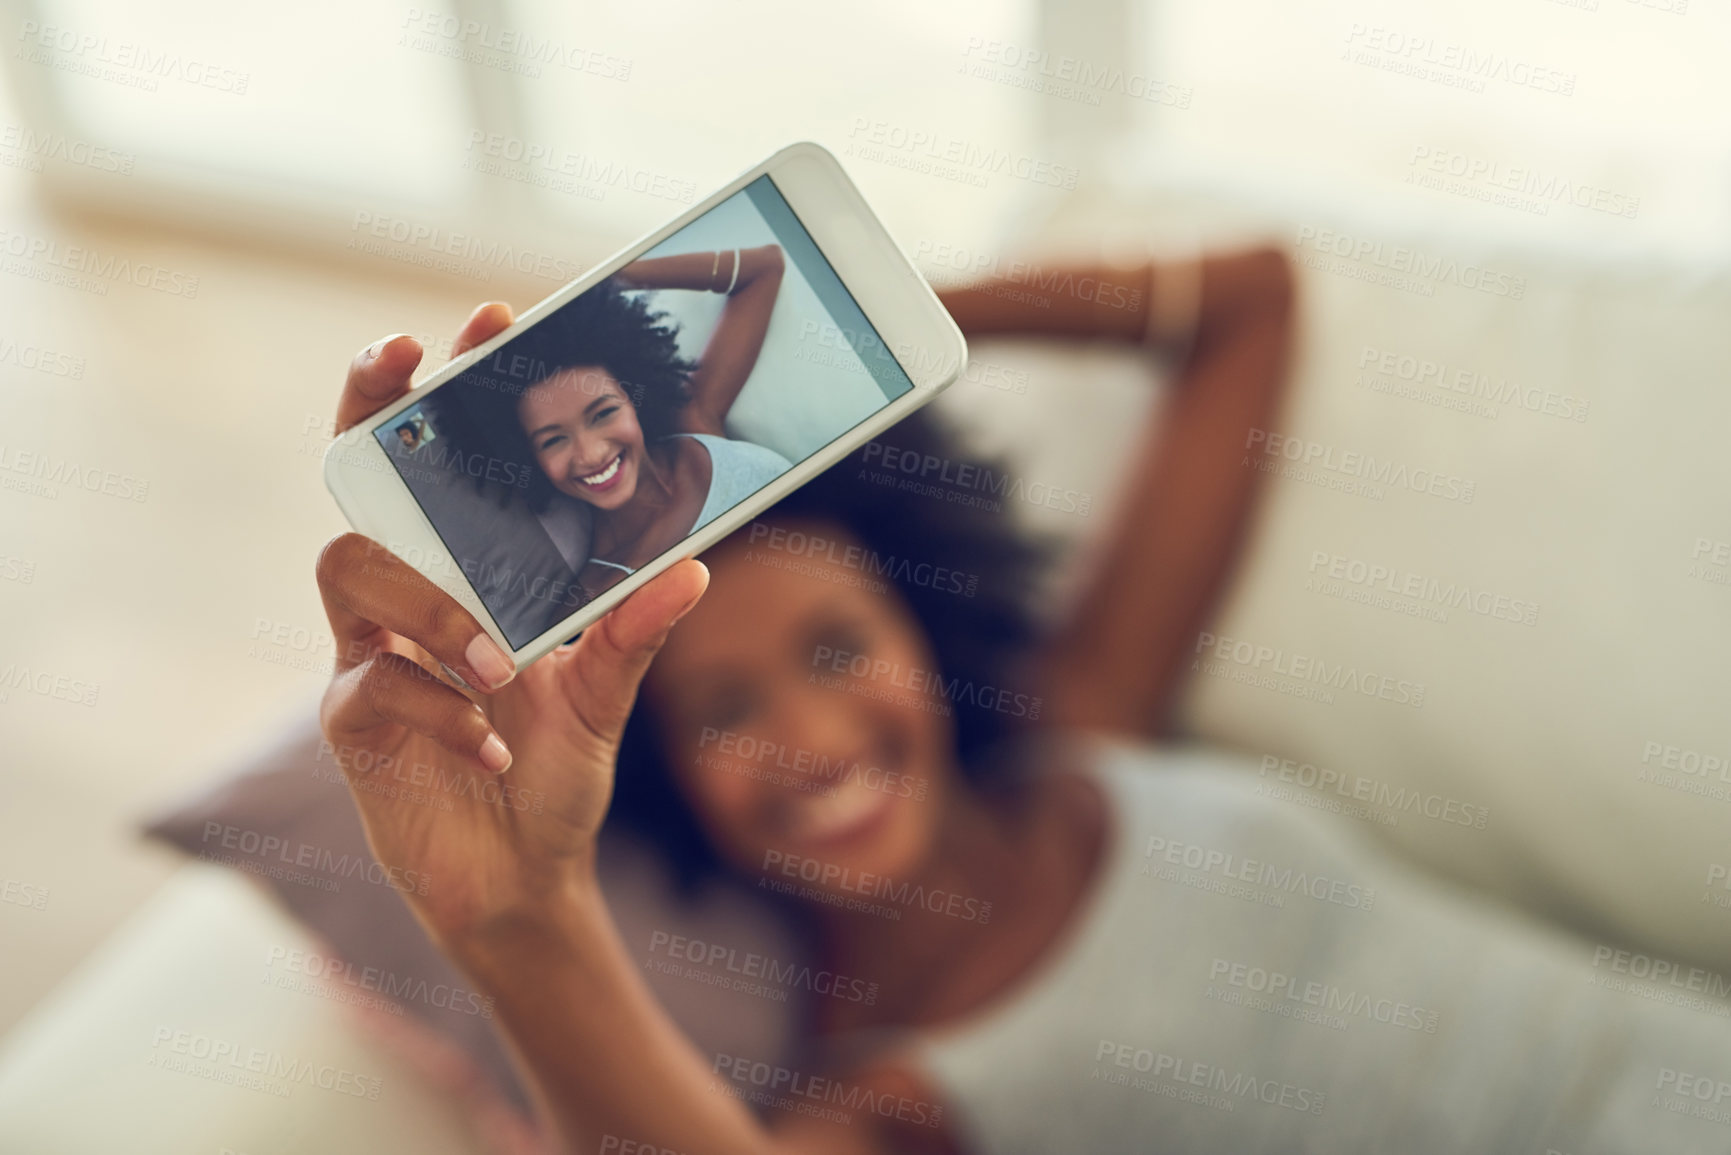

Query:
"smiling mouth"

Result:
[[780, 776, 898, 849], [575, 453, 624, 490]]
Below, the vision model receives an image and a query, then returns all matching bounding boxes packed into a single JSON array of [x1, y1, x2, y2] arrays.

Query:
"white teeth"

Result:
[[578, 455, 621, 486], [785, 779, 888, 844]]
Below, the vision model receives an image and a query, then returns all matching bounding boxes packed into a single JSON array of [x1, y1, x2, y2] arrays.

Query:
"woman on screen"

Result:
[[429, 245, 793, 596]]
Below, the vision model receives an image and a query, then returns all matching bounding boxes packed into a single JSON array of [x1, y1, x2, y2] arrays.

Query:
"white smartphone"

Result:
[[324, 141, 966, 674]]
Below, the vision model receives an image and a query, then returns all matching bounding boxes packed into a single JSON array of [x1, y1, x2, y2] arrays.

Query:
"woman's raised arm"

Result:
[[617, 245, 787, 435], [937, 247, 1296, 737]]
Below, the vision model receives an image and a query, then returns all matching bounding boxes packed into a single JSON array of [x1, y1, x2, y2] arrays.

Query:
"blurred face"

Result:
[[645, 520, 957, 894], [518, 367, 646, 510]]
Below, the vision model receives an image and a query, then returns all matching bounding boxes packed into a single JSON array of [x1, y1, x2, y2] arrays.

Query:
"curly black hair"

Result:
[[421, 278, 696, 514], [606, 405, 1054, 892]]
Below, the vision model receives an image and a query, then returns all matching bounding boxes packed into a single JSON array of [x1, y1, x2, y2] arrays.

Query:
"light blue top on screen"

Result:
[[586, 433, 791, 576]]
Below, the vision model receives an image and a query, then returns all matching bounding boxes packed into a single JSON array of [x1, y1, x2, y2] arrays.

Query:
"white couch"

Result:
[[5, 180, 1729, 1149]]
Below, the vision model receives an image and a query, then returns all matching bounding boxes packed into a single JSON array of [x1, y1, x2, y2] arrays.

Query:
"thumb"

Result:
[[559, 559, 709, 743]]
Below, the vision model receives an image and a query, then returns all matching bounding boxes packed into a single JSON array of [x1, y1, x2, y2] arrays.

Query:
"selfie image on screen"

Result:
[[373, 175, 915, 648]]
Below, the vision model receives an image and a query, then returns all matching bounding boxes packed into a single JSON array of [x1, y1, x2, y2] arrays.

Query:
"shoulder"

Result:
[[1083, 738, 1374, 871]]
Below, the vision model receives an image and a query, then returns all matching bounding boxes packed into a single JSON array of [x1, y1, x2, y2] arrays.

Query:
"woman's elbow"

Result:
[[1241, 246, 1295, 318], [1193, 246, 1295, 348]]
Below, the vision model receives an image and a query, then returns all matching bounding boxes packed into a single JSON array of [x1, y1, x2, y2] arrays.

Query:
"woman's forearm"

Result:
[[1028, 249, 1296, 735], [618, 246, 783, 296], [683, 246, 786, 432], [447, 874, 780, 1155], [935, 262, 1152, 344]]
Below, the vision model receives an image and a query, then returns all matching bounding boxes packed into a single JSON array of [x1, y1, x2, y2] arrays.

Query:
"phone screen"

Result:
[[373, 174, 917, 648]]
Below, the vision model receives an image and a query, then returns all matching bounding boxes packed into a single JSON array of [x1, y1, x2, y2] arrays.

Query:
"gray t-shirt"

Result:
[[914, 740, 1731, 1154]]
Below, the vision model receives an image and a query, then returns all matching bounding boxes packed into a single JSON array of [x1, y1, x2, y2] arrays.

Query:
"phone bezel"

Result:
[[323, 140, 967, 671]]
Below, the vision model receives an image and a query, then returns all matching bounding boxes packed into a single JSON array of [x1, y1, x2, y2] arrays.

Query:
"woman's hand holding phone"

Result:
[[314, 302, 709, 946]]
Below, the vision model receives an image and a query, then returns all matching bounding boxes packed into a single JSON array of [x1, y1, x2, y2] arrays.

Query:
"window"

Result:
[[10, 0, 1046, 261]]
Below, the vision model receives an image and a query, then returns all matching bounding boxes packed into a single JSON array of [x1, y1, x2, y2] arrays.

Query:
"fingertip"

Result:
[[453, 301, 515, 357], [464, 633, 517, 692], [479, 731, 513, 774], [366, 333, 420, 362], [356, 334, 422, 397], [674, 559, 709, 619]]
